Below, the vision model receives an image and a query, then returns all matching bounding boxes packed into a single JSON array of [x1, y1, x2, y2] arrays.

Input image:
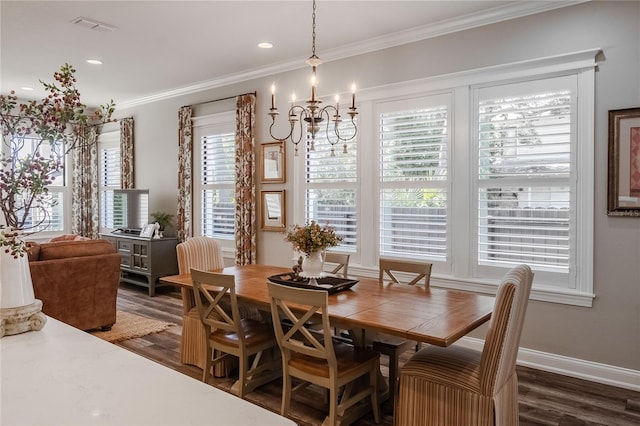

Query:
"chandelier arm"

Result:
[[269, 116, 293, 144]]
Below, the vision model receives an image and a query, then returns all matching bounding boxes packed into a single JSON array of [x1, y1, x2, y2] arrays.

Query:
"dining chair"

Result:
[[395, 264, 534, 426], [373, 257, 433, 406], [191, 269, 281, 398], [323, 251, 350, 278], [267, 281, 381, 426], [176, 236, 262, 372]]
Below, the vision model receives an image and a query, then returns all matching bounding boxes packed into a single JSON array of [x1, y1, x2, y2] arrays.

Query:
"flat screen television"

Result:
[[112, 189, 149, 234]]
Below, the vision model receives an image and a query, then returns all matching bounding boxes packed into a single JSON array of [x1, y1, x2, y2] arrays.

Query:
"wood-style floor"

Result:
[[111, 283, 640, 426]]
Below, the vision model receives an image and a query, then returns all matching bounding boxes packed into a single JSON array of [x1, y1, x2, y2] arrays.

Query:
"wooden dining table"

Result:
[[160, 263, 495, 423], [161, 263, 495, 348]]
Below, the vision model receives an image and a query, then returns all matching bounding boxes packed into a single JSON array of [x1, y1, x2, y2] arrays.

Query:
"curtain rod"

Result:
[[184, 91, 257, 108]]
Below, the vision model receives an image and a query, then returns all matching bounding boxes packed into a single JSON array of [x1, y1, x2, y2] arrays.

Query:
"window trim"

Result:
[[293, 49, 598, 306]]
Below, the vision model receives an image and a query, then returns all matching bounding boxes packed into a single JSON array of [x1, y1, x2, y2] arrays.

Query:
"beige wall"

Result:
[[118, 1, 640, 372]]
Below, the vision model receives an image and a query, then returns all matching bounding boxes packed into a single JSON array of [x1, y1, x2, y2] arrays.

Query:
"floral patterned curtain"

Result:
[[120, 117, 134, 188], [71, 127, 99, 238], [235, 94, 256, 265], [177, 106, 193, 242]]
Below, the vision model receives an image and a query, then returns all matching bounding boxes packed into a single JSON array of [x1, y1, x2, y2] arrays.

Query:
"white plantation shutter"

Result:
[[13, 137, 66, 233], [304, 120, 358, 251], [378, 97, 449, 260], [476, 76, 575, 271], [99, 145, 121, 229], [200, 131, 235, 238]]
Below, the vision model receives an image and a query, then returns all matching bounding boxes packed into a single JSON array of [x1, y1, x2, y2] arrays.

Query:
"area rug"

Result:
[[91, 311, 175, 343]]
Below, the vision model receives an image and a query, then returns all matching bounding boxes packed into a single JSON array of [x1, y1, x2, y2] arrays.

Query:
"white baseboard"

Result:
[[457, 337, 640, 392]]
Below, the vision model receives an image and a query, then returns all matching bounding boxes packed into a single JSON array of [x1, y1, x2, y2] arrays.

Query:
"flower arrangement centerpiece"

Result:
[[285, 220, 343, 279], [0, 63, 115, 336]]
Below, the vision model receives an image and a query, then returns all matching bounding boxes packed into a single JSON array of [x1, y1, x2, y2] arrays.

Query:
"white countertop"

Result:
[[0, 317, 295, 426]]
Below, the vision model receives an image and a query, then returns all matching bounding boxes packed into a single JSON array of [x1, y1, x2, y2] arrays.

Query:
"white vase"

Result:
[[0, 250, 35, 309], [301, 250, 325, 278]]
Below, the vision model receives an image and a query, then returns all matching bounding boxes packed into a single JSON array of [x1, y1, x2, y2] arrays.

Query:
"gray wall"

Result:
[[118, 1, 640, 372]]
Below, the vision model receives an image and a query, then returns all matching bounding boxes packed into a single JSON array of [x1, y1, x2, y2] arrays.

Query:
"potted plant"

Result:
[[150, 211, 174, 237], [0, 63, 115, 335]]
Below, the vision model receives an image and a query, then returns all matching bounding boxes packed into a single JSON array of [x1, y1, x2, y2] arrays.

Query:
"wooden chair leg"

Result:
[[370, 361, 380, 424], [282, 374, 292, 416], [202, 342, 213, 383]]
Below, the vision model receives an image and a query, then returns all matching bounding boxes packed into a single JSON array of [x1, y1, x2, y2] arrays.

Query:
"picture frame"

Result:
[[140, 223, 155, 238], [608, 108, 640, 217], [261, 190, 286, 231], [260, 141, 285, 183]]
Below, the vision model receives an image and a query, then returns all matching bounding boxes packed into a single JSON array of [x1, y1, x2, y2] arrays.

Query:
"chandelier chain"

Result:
[[311, 0, 316, 57]]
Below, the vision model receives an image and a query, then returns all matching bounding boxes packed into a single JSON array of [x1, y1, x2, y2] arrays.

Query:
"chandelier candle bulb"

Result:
[[351, 83, 356, 109], [271, 83, 276, 109]]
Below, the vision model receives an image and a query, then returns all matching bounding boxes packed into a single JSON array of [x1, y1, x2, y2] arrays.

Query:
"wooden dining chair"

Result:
[[323, 251, 350, 278], [191, 269, 281, 398], [378, 257, 432, 286], [176, 236, 263, 372], [373, 257, 433, 406], [267, 281, 381, 426], [395, 264, 534, 426]]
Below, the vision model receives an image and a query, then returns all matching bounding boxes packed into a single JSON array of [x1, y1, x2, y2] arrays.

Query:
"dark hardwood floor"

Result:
[[111, 283, 640, 426]]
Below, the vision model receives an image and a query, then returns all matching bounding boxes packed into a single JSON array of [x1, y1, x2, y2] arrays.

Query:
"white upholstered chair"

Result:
[[395, 264, 534, 426], [267, 281, 381, 425]]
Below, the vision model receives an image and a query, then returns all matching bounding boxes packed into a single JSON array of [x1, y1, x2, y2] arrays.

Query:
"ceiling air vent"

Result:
[[70, 17, 116, 32]]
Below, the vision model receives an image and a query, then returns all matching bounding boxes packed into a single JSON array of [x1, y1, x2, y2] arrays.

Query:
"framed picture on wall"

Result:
[[261, 190, 286, 231], [608, 108, 640, 216], [261, 141, 285, 183]]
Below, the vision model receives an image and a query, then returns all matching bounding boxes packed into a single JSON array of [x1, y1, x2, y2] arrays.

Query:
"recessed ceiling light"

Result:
[[86, 59, 103, 65], [258, 42, 273, 49], [20, 86, 34, 91]]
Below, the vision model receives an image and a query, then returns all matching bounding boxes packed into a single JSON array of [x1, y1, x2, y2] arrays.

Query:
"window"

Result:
[[193, 112, 236, 241], [303, 122, 358, 252], [294, 50, 597, 305], [98, 130, 121, 230], [378, 95, 450, 261], [475, 77, 574, 284], [8, 137, 67, 234]]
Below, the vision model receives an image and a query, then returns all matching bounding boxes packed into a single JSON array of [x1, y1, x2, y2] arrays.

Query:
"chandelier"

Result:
[[268, 0, 358, 156]]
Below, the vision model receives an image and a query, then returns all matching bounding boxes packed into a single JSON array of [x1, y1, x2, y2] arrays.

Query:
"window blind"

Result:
[[304, 121, 358, 251], [477, 87, 572, 270], [379, 105, 448, 260], [200, 132, 235, 238], [99, 146, 121, 228]]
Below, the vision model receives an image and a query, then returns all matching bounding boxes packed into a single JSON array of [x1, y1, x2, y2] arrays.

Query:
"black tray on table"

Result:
[[267, 272, 359, 294]]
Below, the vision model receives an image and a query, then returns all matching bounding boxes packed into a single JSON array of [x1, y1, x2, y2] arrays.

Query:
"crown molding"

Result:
[[118, 0, 589, 110]]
